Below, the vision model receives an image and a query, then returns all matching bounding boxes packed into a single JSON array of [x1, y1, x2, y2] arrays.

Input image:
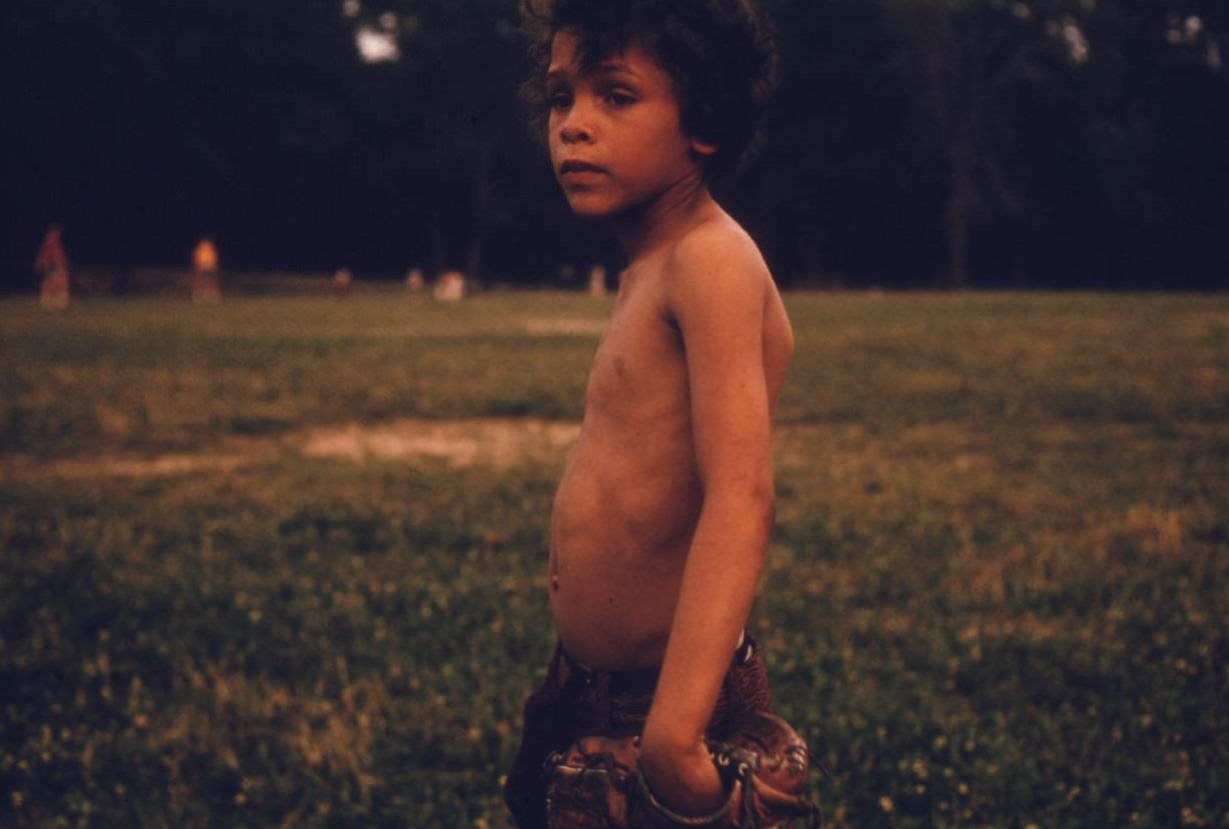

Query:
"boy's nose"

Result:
[[559, 114, 593, 145]]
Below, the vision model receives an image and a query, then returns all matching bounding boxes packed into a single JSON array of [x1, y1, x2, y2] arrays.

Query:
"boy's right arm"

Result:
[[638, 230, 777, 815]]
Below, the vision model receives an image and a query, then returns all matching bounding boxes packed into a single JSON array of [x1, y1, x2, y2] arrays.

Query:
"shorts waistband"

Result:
[[554, 630, 756, 696]]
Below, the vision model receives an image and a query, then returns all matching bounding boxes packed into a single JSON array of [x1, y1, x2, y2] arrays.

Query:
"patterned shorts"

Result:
[[503, 632, 773, 829]]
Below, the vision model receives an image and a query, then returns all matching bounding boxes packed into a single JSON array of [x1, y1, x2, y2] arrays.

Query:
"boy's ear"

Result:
[[689, 137, 719, 158]]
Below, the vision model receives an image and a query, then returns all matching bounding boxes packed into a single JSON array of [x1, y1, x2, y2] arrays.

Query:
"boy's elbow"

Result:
[[744, 477, 775, 518], [706, 476, 776, 533], [752, 483, 776, 535]]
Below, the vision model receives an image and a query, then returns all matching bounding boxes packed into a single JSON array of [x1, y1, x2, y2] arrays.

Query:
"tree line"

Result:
[[2, 0, 1225, 289]]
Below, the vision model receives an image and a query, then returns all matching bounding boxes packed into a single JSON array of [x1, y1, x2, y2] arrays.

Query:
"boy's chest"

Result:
[[585, 281, 685, 409]]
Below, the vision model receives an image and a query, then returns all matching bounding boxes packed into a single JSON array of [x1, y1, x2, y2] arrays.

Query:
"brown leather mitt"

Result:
[[544, 711, 820, 828]]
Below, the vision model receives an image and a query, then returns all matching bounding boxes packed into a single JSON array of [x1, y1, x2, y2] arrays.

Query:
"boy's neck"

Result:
[[612, 168, 720, 263]]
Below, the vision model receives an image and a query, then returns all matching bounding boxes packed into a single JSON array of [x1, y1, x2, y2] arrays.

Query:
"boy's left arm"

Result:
[[638, 237, 777, 815]]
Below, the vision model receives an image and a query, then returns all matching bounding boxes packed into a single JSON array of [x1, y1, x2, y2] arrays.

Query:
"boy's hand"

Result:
[[638, 736, 726, 815], [543, 713, 820, 828]]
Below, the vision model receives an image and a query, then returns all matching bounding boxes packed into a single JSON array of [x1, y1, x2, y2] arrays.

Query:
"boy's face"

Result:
[[545, 29, 715, 219]]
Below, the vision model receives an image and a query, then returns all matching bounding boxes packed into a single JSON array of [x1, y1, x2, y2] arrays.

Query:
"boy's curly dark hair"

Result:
[[519, 0, 778, 179]]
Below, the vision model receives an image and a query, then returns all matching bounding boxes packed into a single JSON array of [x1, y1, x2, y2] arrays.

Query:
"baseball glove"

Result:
[[544, 711, 820, 828]]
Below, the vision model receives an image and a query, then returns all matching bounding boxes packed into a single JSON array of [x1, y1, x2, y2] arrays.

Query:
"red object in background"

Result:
[[35, 225, 69, 275], [36, 225, 71, 310]]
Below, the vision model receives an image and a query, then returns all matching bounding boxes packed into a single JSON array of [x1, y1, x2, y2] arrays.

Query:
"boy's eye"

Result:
[[549, 91, 572, 110], [605, 90, 636, 107]]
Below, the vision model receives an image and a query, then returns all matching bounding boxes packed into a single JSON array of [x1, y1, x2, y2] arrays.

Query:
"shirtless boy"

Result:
[[506, 1, 791, 824]]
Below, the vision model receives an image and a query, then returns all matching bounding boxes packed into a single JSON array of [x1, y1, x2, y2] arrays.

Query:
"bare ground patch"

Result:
[[523, 317, 605, 337], [0, 452, 253, 482], [0, 418, 582, 482], [300, 418, 579, 467]]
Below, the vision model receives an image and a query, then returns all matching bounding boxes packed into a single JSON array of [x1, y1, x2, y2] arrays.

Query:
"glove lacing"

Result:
[[635, 744, 820, 829]]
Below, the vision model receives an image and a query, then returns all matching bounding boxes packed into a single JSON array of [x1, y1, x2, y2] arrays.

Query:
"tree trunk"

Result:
[[466, 236, 483, 286], [947, 137, 974, 290], [465, 141, 494, 283]]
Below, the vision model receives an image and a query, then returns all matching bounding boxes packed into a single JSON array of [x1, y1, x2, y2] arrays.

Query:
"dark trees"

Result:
[[1, 0, 1225, 288]]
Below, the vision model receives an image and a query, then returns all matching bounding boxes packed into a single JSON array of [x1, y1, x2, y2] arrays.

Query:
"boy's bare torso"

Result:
[[549, 211, 793, 670]]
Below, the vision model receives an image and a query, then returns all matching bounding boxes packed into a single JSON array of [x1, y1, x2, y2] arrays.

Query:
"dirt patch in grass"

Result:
[[0, 451, 255, 481], [0, 418, 582, 482], [300, 418, 580, 467], [523, 318, 605, 336]]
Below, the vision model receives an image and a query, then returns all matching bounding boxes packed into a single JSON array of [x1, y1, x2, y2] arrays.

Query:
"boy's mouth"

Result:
[[559, 160, 606, 177]]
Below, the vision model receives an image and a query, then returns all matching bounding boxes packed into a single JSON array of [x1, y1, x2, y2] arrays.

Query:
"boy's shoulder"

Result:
[[661, 211, 772, 306]]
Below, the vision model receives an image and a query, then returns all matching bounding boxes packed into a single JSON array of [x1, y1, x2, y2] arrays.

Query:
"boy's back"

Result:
[[550, 207, 793, 671]]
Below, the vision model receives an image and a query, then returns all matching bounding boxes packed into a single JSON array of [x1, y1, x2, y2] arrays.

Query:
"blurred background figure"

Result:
[[191, 237, 222, 303], [36, 225, 71, 310], [405, 267, 426, 295], [334, 267, 353, 299], [433, 270, 465, 302], [587, 264, 607, 298]]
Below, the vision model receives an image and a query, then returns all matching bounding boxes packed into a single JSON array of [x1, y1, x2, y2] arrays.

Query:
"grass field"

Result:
[[2, 290, 1227, 828]]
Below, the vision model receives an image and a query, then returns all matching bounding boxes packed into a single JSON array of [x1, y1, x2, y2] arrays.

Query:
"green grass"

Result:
[[1, 292, 601, 457], [2, 290, 1227, 827]]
